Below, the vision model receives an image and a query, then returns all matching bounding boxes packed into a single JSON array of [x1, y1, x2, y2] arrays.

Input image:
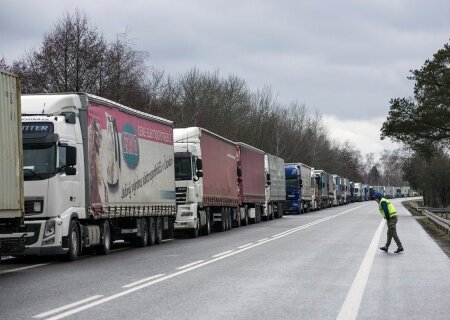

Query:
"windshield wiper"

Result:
[[23, 168, 43, 179]]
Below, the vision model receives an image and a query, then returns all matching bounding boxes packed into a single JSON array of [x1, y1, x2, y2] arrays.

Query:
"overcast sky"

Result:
[[1, 0, 449, 159]]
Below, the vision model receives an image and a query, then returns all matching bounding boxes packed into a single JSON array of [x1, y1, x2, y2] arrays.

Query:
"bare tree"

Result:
[[14, 10, 107, 93]]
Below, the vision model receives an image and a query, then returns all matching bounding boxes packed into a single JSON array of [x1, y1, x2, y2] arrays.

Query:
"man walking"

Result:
[[374, 193, 404, 253]]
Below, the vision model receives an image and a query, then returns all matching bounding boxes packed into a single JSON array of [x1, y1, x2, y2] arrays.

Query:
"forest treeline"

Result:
[[1, 10, 410, 188]]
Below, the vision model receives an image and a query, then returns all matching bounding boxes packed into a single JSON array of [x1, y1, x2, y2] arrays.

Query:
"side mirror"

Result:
[[196, 159, 203, 171], [66, 146, 77, 166], [196, 171, 203, 178]]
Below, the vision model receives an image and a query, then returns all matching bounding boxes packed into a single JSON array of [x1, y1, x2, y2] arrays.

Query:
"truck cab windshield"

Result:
[[23, 144, 56, 180], [175, 154, 193, 181], [285, 177, 299, 188]]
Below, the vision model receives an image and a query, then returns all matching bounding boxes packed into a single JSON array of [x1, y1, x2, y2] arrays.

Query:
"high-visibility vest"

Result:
[[378, 198, 397, 219]]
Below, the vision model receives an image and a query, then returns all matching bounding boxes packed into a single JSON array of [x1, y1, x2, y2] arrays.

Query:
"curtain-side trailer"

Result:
[[237, 143, 266, 224]]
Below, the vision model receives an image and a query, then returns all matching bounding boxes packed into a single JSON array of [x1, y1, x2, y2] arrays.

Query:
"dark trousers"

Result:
[[386, 216, 402, 248]]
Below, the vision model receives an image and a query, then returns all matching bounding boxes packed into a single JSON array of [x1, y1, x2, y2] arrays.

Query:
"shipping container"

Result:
[[0, 70, 26, 255]]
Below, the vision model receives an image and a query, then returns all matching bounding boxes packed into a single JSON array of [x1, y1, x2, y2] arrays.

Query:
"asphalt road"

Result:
[[1, 199, 449, 320]]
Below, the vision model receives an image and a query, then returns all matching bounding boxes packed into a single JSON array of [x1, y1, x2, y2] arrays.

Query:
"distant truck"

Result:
[[362, 184, 370, 201], [333, 174, 342, 206], [21, 93, 176, 260], [285, 163, 313, 214], [353, 182, 363, 202], [342, 178, 351, 204], [313, 170, 330, 209], [237, 143, 266, 224], [263, 154, 286, 220], [0, 70, 28, 256], [174, 127, 239, 236]]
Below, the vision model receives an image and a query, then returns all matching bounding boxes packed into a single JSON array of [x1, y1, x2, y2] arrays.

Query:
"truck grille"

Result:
[[176, 187, 187, 205]]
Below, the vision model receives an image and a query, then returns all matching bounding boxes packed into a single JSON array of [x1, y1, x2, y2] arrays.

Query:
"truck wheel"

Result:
[[190, 215, 200, 238], [134, 218, 148, 247], [155, 217, 163, 244], [202, 210, 211, 236], [148, 217, 156, 246], [96, 221, 112, 255], [278, 203, 283, 218], [243, 207, 249, 226], [66, 220, 80, 261], [235, 209, 241, 228], [218, 208, 226, 232]]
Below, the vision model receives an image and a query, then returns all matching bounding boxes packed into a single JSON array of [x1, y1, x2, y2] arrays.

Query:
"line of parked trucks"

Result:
[[0, 70, 412, 261]]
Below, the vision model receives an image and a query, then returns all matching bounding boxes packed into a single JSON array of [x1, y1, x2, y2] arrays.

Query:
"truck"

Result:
[[362, 184, 370, 201], [0, 70, 28, 256], [173, 127, 239, 236], [263, 154, 286, 220], [21, 93, 176, 260], [328, 174, 335, 207], [353, 182, 363, 202], [332, 174, 342, 206], [237, 143, 266, 224], [285, 163, 313, 214], [313, 170, 330, 209], [342, 178, 351, 204]]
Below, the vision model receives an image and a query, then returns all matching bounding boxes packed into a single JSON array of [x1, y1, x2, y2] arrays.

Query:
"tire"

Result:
[[202, 209, 211, 236], [278, 203, 284, 218], [219, 208, 226, 232], [190, 214, 200, 238], [134, 218, 148, 247], [66, 220, 80, 261], [148, 217, 156, 246], [155, 217, 163, 244], [96, 221, 112, 255], [243, 207, 249, 226], [235, 209, 241, 228]]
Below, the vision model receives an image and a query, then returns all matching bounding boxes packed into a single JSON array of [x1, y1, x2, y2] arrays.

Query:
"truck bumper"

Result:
[[23, 218, 65, 256], [174, 204, 197, 230], [0, 236, 25, 255]]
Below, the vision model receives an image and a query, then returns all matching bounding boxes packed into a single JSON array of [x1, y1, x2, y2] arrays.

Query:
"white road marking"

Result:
[[336, 219, 385, 320], [0, 263, 51, 275], [33, 295, 103, 318], [176, 260, 205, 270], [161, 239, 173, 243], [257, 238, 269, 242], [122, 274, 165, 288], [212, 250, 233, 258], [39, 205, 365, 320], [238, 243, 254, 249]]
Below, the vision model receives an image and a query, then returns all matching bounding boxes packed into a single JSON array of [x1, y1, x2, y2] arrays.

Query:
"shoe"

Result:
[[394, 247, 404, 254], [380, 246, 388, 252]]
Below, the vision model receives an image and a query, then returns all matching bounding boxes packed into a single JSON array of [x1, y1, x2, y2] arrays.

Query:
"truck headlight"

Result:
[[34, 201, 42, 212], [44, 220, 56, 238]]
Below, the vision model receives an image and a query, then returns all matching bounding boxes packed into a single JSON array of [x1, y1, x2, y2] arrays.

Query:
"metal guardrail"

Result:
[[423, 210, 450, 232], [409, 202, 450, 233]]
